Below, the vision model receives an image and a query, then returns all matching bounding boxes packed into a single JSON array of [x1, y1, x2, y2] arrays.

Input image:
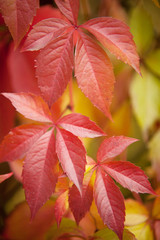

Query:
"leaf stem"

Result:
[[81, 0, 90, 21], [69, 79, 75, 112]]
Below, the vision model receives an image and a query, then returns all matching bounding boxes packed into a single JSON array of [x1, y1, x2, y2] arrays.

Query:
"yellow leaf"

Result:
[[130, 68, 160, 134], [148, 130, 160, 181], [125, 199, 149, 226], [126, 222, 154, 240], [145, 49, 160, 77]]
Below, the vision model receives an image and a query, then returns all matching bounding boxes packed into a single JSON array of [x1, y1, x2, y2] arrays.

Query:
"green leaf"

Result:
[[143, 0, 160, 34], [145, 49, 160, 77], [94, 228, 136, 240], [46, 218, 81, 240], [148, 130, 160, 181], [130, 69, 160, 134], [130, 6, 154, 54]]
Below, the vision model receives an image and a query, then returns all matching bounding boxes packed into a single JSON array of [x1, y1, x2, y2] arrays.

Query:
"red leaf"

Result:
[[7, 44, 40, 94], [82, 17, 140, 74], [31, 5, 66, 26], [102, 161, 155, 194], [0, 124, 49, 162], [97, 136, 138, 162], [56, 128, 86, 193], [58, 113, 106, 138], [22, 18, 71, 51], [2, 93, 52, 123], [75, 31, 115, 119], [0, 172, 13, 183], [0, 44, 15, 141], [54, 190, 68, 226], [94, 168, 125, 240], [55, 0, 79, 25], [0, 0, 39, 47], [69, 170, 93, 224], [36, 32, 74, 107], [23, 129, 58, 218]]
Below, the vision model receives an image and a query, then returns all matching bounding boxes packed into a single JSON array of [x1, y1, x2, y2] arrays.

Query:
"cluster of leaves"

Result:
[[0, 0, 159, 239]]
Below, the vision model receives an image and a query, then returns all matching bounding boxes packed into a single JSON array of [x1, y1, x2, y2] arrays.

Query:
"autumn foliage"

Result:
[[0, 0, 160, 240]]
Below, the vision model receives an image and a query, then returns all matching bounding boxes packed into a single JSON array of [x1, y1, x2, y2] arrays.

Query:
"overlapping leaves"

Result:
[[0, 0, 39, 47], [64, 136, 155, 240], [22, 0, 140, 118], [0, 1, 155, 240], [0, 92, 105, 218]]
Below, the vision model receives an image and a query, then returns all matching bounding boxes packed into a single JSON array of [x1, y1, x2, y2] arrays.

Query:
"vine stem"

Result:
[[81, 0, 90, 21], [69, 79, 75, 112]]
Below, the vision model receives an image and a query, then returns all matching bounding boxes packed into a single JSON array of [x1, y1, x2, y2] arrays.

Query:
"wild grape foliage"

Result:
[[0, 0, 155, 239]]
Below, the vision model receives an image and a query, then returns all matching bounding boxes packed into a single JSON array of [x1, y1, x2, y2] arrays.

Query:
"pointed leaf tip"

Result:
[[55, 0, 79, 25], [0, 172, 13, 183], [2, 93, 52, 123], [82, 17, 141, 75], [102, 161, 155, 195], [97, 136, 138, 162], [0, 0, 39, 47], [0, 124, 49, 163]]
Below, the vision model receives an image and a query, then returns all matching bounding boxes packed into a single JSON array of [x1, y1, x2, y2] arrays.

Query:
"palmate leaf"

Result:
[[97, 136, 138, 162], [55, 0, 79, 25], [0, 0, 39, 47], [36, 32, 74, 107], [57, 113, 106, 138], [2, 93, 52, 123], [22, 0, 140, 119], [2, 91, 108, 218], [93, 135, 155, 239], [102, 161, 155, 194], [94, 168, 125, 240], [82, 17, 140, 74], [75, 31, 115, 119], [56, 128, 86, 193], [0, 124, 49, 162], [23, 129, 58, 218], [22, 18, 71, 51]]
